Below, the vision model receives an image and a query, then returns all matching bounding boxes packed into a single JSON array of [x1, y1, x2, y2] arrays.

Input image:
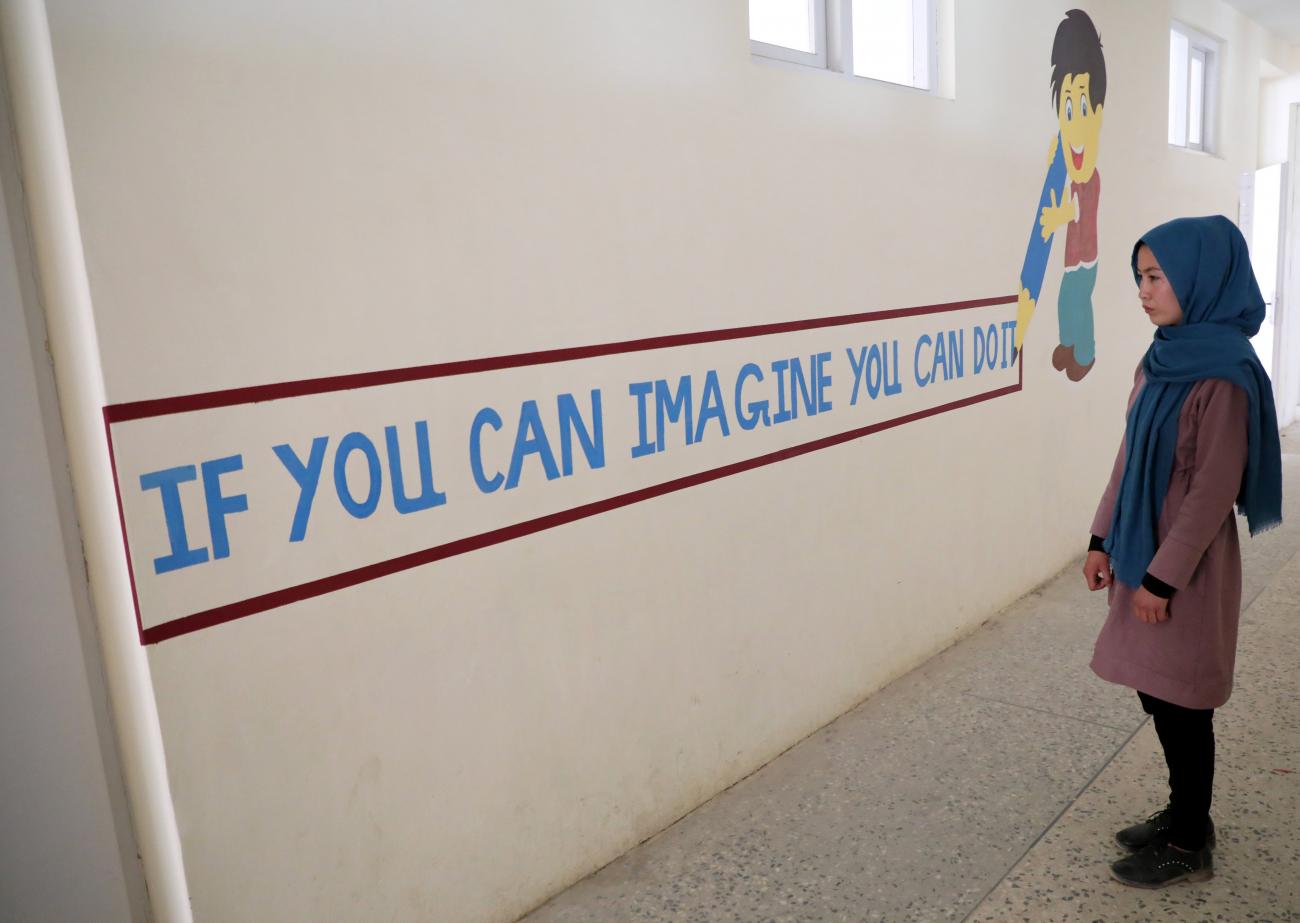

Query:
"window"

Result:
[[1169, 23, 1220, 152], [749, 0, 938, 92], [748, 0, 827, 68]]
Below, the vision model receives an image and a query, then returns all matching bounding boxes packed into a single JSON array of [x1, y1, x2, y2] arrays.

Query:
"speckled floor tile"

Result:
[[519, 432, 1300, 923], [920, 583, 1141, 732], [1240, 454, 1300, 607], [524, 693, 1128, 923], [965, 553, 1300, 923]]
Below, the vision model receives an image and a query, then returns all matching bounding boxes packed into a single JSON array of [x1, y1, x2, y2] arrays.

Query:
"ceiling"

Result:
[[1221, 0, 1300, 46]]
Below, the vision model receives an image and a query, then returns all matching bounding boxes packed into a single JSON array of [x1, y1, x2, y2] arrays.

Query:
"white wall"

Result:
[[0, 63, 145, 923], [30, 0, 1292, 920]]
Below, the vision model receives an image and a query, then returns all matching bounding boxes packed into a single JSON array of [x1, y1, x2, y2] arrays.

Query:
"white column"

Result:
[[0, 2, 192, 920]]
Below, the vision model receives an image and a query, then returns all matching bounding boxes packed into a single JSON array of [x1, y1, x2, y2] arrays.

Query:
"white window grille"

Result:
[[748, 0, 827, 69], [749, 0, 939, 93], [1169, 23, 1220, 153]]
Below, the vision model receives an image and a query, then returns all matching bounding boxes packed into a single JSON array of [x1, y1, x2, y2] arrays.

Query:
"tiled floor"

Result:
[[521, 431, 1300, 923]]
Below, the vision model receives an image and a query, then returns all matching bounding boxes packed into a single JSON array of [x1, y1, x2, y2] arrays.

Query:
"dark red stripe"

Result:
[[140, 377, 1021, 645], [103, 409, 147, 646], [105, 295, 1016, 423]]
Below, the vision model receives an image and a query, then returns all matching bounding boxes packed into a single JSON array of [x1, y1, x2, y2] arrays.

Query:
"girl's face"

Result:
[[1135, 244, 1183, 327]]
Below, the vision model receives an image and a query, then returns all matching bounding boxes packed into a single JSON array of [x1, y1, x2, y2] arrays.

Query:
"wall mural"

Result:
[[1015, 9, 1106, 382], [105, 299, 1020, 644]]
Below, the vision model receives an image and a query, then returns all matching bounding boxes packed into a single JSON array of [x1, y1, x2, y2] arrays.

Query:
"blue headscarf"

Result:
[[1104, 215, 1282, 587]]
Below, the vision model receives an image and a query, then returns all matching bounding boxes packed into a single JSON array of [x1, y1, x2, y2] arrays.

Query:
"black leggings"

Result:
[[1138, 691, 1215, 850]]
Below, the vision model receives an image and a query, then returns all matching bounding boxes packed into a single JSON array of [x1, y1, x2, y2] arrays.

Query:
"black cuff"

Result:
[[1088, 534, 1106, 553], [1141, 572, 1176, 599]]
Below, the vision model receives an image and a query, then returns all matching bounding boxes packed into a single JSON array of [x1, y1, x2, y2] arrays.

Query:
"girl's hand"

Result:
[[1083, 550, 1112, 590], [1132, 586, 1171, 624]]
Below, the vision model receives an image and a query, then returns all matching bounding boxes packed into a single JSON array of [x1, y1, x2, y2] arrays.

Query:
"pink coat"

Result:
[[1089, 369, 1249, 709]]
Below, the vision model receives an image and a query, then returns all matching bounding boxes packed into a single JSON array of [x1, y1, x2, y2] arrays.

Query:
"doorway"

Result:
[[1244, 162, 1283, 369], [1242, 102, 1300, 428]]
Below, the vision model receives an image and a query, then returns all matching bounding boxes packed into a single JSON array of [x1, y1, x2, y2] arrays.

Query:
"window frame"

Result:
[[909, 0, 939, 92], [1187, 46, 1207, 151], [750, 0, 940, 94], [748, 0, 827, 70], [1169, 22, 1221, 154]]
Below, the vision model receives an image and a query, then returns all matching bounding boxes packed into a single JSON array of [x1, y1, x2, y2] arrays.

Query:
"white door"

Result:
[[1246, 162, 1284, 373]]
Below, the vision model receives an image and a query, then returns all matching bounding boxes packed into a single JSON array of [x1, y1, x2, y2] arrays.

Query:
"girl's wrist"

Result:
[[1141, 572, 1175, 599]]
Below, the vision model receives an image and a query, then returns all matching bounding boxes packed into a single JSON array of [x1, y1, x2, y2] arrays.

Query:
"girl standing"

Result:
[[1082, 215, 1282, 888]]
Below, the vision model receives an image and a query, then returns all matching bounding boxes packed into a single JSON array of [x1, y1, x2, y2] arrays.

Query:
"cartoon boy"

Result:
[[1017, 10, 1106, 381]]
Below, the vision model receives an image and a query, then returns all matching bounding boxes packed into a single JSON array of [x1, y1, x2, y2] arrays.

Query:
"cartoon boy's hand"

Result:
[[1039, 189, 1076, 241]]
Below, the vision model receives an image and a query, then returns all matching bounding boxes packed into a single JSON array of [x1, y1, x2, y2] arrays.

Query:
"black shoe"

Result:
[[1110, 840, 1213, 889], [1115, 807, 1216, 851]]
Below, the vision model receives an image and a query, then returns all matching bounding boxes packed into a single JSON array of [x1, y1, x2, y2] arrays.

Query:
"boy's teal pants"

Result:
[[1059, 262, 1097, 366]]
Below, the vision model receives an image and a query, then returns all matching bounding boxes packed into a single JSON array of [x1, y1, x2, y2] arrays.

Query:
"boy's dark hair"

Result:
[[1050, 9, 1106, 111]]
